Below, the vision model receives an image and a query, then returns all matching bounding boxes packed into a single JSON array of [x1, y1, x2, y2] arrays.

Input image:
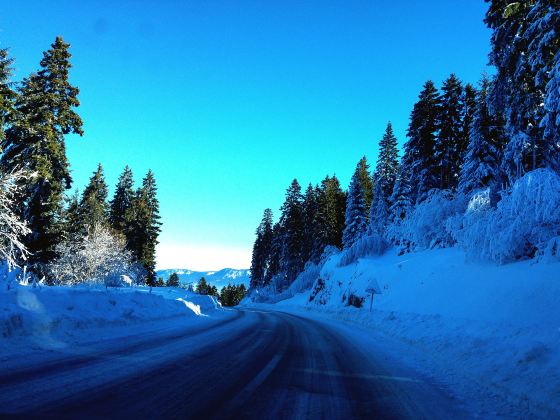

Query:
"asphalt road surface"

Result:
[[0, 308, 469, 419]]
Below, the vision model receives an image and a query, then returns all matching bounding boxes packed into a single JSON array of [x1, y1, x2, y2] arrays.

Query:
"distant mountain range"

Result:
[[156, 268, 251, 289]]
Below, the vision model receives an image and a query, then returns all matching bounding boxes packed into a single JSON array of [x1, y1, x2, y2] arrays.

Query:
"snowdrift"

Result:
[[0, 285, 221, 341]]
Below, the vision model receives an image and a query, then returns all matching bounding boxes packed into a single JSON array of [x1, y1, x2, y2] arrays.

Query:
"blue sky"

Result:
[[1, 0, 492, 270]]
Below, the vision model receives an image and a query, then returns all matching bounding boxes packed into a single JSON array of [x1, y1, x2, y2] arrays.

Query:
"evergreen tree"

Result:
[[369, 182, 389, 235], [405, 80, 441, 203], [389, 164, 413, 223], [1, 37, 83, 269], [0, 48, 16, 144], [373, 122, 400, 202], [77, 163, 109, 230], [313, 175, 346, 257], [459, 75, 507, 195], [343, 162, 367, 249], [249, 208, 273, 289], [196, 277, 209, 294], [302, 183, 318, 264], [63, 189, 81, 237], [371, 122, 399, 233], [128, 170, 162, 285], [278, 179, 305, 287], [435, 74, 464, 190], [485, 1, 560, 179], [462, 83, 478, 159], [357, 157, 374, 218], [109, 165, 135, 234], [167, 272, 180, 287], [266, 222, 283, 284]]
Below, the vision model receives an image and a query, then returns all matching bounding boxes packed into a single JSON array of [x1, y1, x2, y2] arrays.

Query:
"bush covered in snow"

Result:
[[455, 169, 560, 263], [48, 224, 136, 286], [339, 233, 387, 266], [393, 190, 466, 251]]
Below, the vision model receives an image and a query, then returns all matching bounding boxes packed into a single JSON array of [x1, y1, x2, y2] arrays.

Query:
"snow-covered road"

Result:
[[0, 308, 470, 419]]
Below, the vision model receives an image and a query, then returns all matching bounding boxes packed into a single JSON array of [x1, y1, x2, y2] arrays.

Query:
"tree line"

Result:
[[250, 0, 560, 291], [0, 37, 161, 285]]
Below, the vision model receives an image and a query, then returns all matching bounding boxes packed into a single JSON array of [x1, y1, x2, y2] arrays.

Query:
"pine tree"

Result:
[[302, 183, 318, 264], [1, 37, 83, 269], [77, 163, 109, 230], [62, 189, 81, 237], [485, 1, 560, 179], [371, 122, 399, 233], [343, 162, 367, 248], [278, 179, 305, 287], [389, 164, 413, 223], [167, 272, 180, 287], [459, 75, 507, 195], [110, 166, 135, 234], [313, 175, 346, 257], [0, 48, 16, 144], [128, 170, 162, 285], [405, 80, 441, 203], [435, 74, 464, 190], [249, 208, 273, 289], [373, 122, 400, 202], [267, 222, 282, 284], [462, 83, 478, 158], [357, 157, 374, 218], [196, 277, 209, 294]]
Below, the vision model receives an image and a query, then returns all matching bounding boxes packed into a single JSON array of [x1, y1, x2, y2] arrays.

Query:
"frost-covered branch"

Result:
[[0, 168, 31, 269]]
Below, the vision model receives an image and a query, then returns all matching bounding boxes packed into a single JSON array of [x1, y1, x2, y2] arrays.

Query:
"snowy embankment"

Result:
[[262, 248, 560, 418], [0, 285, 221, 347]]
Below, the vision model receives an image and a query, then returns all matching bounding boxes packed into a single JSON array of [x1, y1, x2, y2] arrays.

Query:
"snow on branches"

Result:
[[0, 169, 31, 269], [49, 224, 136, 286]]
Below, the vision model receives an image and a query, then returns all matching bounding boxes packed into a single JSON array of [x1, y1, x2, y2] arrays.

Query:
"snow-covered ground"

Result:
[[0, 284, 223, 353], [248, 247, 560, 418]]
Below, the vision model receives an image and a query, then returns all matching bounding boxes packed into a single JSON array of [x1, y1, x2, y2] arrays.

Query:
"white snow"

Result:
[[0, 283, 222, 348]]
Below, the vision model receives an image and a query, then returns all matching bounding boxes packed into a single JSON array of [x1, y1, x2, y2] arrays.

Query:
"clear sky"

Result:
[[1, 0, 492, 270]]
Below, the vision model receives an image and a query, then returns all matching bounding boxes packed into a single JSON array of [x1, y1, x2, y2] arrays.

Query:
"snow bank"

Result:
[[273, 247, 560, 418], [0, 285, 221, 342]]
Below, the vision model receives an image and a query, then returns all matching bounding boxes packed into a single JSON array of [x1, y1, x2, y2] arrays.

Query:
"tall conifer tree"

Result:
[[343, 163, 367, 249], [1, 37, 83, 269]]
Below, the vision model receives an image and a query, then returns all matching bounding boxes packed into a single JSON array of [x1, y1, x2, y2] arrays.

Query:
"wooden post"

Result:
[[370, 293, 374, 312]]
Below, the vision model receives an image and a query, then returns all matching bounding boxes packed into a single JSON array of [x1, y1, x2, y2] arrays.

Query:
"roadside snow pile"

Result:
[[0, 284, 221, 342], [276, 247, 560, 417]]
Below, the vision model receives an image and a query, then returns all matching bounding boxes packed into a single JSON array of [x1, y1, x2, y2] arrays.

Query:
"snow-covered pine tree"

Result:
[[0, 48, 16, 144], [369, 182, 389, 235], [249, 208, 273, 289], [435, 74, 464, 190], [373, 122, 400, 203], [77, 163, 109, 231], [389, 164, 413, 223], [109, 165, 135, 235], [406, 80, 441, 203], [0, 37, 83, 271], [458, 75, 507, 195], [485, 1, 560, 180], [357, 157, 374, 219], [343, 162, 367, 249], [278, 179, 305, 287]]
